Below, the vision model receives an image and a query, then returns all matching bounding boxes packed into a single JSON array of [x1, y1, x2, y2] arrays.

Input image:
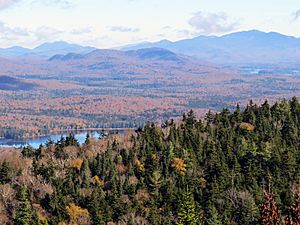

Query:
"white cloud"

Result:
[[188, 11, 238, 35], [109, 26, 140, 33], [34, 26, 63, 41], [0, 22, 96, 47], [0, 22, 28, 40], [0, 0, 20, 10]]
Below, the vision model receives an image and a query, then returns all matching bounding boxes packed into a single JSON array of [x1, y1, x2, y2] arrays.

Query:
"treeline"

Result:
[[1, 98, 300, 224], [0, 127, 28, 139], [0, 119, 145, 139]]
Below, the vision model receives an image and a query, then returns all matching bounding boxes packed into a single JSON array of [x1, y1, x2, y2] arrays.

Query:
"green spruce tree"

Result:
[[177, 189, 199, 225], [14, 185, 32, 225]]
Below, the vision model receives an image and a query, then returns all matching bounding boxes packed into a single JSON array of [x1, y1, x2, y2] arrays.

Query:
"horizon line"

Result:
[[1, 29, 300, 50]]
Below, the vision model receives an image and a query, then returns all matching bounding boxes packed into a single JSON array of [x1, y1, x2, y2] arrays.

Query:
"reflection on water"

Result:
[[0, 130, 122, 149]]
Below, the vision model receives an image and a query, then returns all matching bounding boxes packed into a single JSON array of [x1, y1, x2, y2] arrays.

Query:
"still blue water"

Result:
[[0, 131, 116, 149]]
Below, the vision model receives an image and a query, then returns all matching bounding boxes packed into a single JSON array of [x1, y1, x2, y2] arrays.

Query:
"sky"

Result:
[[0, 0, 299, 48]]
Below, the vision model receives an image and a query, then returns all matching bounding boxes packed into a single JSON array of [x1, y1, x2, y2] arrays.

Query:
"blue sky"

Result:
[[0, 0, 299, 48]]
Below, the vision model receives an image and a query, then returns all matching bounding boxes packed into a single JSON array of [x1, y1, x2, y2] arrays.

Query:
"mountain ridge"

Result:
[[0, 41, 96, 58], [121, 30, 300, 64], [1, 30, 300, 64]]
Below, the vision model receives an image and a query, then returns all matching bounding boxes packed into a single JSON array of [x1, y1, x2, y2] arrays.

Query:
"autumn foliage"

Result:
[[239, 122, 255, 131], [260, 192, 281, 225], [66, 203, 90, 225], [171, 157, 187, 174], [70, 159, 83, 170], [1, 99, 300, 224]]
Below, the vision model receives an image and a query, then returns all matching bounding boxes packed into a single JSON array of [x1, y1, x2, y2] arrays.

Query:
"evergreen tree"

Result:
[[205, 206, 222, 225], [177, 189, 199, 225], [85, 133, 90, 145], [81, 159, 91, 188], [2, 98, 300, 224], [14, 186, 32, 225], [0, 161, 12, 184]]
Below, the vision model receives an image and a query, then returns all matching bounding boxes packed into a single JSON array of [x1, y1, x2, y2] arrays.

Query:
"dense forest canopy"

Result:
[[1, 97, 300, 224]]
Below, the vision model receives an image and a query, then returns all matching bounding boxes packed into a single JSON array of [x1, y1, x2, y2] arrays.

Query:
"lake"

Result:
[[0, 130, 124, 149]]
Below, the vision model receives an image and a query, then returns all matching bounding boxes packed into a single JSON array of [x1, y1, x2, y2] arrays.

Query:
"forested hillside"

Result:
[[1, 98, 300, 224]]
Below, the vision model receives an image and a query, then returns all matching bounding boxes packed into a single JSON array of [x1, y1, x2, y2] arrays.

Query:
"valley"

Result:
[[1, 31, 300, 139]]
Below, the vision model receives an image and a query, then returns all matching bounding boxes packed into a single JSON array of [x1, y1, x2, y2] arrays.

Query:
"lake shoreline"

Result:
[[0, 127, 136, 141], [0, 128, 132, 148]]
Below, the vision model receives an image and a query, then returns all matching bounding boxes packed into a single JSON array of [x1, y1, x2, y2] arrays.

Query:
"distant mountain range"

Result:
[[1, 30, 300, 64], [0, 47, 227, 83], [49, 47, 184, 62], [0, 41, 95, 58], [122, 30, 300, 64]]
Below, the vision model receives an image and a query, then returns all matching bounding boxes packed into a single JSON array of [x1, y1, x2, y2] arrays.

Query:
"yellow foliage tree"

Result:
[[66, 203, 90, 225], [171, 158, 187, 175], [239, 122, 255, 132], [92, 175, 104, 187]]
